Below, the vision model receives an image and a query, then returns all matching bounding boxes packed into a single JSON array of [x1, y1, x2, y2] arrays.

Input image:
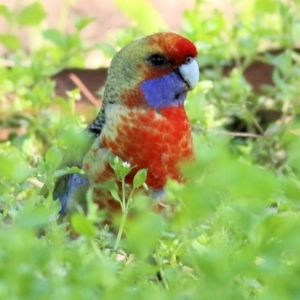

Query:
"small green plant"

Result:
[[97, 156, 148, 250]]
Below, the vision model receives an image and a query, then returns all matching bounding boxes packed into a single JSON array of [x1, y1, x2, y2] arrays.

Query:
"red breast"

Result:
[[101, 105, 194, 190]]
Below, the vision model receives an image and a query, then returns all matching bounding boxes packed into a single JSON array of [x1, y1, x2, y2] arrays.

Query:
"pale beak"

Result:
[[178, 58, 200, 90]]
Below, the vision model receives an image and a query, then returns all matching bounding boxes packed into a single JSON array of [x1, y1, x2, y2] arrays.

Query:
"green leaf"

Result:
[[75, 17, 95, 31], [16, 205, 50, 230], [0, 148, 31, 183], [110, 190, 121, 203], [96, 182, 121, 203], [66, 88, 81, 101], [125, 212, 164, 258], [113, 0, 167, 34], [97, 43, 117, 58], [133, 169, 148, 189], [43, 29, 63, 46], [0, 34, 21, 50], [255, 0, 277, 14], [18, 2, 46, 25], [71, 213, 97, 237], [54, 166, 84, 178], [96, 181, 119, 193], [45, 146, 62, 170], [0, 5, 9, 19]]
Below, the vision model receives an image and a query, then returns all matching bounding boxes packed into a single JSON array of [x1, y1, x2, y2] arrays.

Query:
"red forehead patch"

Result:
[[147, 32, 197, 65]]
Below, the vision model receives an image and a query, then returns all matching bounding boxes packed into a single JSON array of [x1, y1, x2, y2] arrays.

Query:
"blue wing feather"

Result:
[[54, 174, 89, 215]]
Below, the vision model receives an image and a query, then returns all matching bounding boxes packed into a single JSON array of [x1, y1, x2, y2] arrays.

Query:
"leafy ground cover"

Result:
[[0, 0, 300, 299]]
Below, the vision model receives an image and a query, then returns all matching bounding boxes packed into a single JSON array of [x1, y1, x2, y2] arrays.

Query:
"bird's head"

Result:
[[104, 32, 199, 110]]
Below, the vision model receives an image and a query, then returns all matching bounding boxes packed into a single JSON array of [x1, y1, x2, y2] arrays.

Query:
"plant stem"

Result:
[[113, 209, 127, 251], [159, 265, 169, 290], [113, 177, 128, 250]]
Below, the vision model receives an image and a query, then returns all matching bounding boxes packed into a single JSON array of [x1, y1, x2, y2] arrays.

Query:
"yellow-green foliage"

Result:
[[0, 0, 300, 299]]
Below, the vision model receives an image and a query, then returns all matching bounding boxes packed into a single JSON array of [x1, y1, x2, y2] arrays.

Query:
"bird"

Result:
[[54, 32, 199, 220]]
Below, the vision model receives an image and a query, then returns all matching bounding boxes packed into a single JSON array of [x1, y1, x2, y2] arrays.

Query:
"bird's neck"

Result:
[[159, 105, 189, 123]]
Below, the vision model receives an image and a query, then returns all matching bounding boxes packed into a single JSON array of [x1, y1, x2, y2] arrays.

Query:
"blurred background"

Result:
[[0, 0, 234, 54]]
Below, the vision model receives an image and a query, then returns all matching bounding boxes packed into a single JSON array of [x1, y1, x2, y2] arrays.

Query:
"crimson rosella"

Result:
[[54, 32, 199, 218]]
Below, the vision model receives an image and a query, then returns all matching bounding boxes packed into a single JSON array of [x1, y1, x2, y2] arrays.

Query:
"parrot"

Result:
[[54, 32, 200, 220]]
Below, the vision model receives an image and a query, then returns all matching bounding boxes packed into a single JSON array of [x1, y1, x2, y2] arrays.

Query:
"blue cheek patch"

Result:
[[140, 72, 187, 109]]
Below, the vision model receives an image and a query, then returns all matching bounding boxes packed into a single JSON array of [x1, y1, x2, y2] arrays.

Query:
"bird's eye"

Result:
[[184, 56, 193, 64], [148, 54, 167, 66]]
